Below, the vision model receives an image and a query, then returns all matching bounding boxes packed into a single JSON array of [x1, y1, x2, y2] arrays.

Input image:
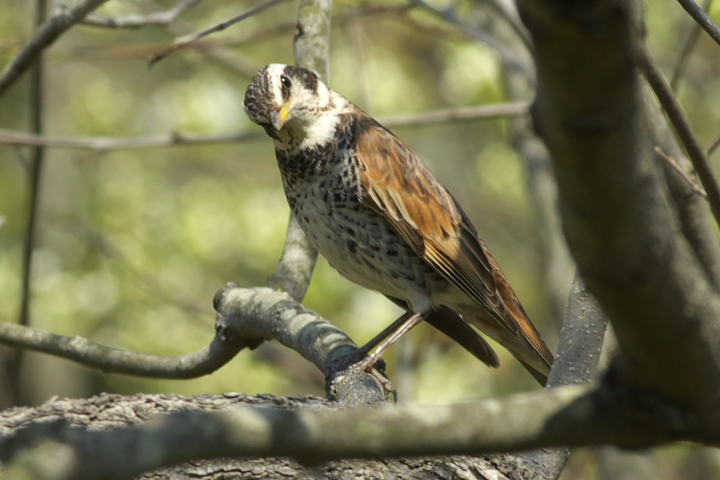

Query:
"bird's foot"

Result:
[[330, 354, 397, 400]]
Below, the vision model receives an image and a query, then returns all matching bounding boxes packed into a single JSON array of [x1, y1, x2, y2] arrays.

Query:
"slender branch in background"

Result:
[[0, 103, 528, 150], [149, 0, 288, 66], [0, 0, 111, 96], [639, 47, 720, 227], [709, 135, 720, 157], [411, 0, 531, 77], [655, 147, 708, 199], [483, 0, 532, 51], [381, 102, 529, 127], [82, 0, 201, 28], [0, 130, 265, 149], [677, 0, 720, 46], [7, 0, 48, 408], [346, 6, 370, 110], [56, 5, 407, 69], [134, 0, 260, 77], [672, 0, 712, 91]]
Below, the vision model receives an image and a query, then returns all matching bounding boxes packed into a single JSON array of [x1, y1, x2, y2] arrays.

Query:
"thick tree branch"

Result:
[[1, 384, 704, 480], [517, 0, 720, 427]]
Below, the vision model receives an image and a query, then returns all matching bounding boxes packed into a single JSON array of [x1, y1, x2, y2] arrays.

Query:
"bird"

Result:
[[243, 64, 554, 386]]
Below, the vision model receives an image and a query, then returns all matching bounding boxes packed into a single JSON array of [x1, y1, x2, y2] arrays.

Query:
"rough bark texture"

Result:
[[517, 0, 720, 428], [0, 393, 536, 480]]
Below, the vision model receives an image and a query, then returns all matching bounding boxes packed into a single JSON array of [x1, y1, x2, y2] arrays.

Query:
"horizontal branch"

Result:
[[0, 103, 528, 150], [0, 130, 265, 150], [0, 319, 240, 379], [82, 0, 201, 28], [0, 285, 387, 402], [214, 285, 388, 405], [1, 384, 702, 480]]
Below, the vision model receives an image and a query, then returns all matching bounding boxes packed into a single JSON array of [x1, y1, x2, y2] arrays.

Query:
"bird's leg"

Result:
[[353, 311, 426, 373], [357, 310, 415, 356], [329, 311, 426, 396]]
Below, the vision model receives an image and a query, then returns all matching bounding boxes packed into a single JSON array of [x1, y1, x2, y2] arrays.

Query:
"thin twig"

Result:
[[709, 135, 720, 157], [0, 103, 528, 150], [82, 0, 201, 28], [672, 0, 712, 91], [655, 147, 708, 198], [410, 0, 530, 77], [149, 0, 288, 66], [677, 0, 720, 46], [0, 0, 111, 96], [639, 46, 720, 226], [483, 0, 533, 52], [0, 130, 264, 150], [380, 102, 529, 128]]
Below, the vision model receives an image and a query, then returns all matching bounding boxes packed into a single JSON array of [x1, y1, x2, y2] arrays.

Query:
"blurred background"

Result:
[[0, 0, 719, 476]]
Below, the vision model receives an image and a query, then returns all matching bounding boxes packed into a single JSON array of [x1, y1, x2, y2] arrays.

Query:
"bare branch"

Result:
[[0, 129, 264, 150], [639, 46, 720, 228], [0, 0, 111, 96], [0, 320, 240, 379], [2, 384, 704, 480], [709, 134, 720, 157], [412, 0, 531, 77], [81, 0, 202, 28], [677, 0, 720, 46], [671, 0, 712, 91], [8, 0, 49, 407], [381, 102, 529, 128], [149, 0, 288, 66], [0, 104, 527, 151], [655, 147, 708, 199], [643, 83, 720, 288]]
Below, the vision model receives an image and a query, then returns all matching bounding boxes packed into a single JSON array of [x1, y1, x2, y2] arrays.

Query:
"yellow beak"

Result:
[[271, 103, 291, 131]]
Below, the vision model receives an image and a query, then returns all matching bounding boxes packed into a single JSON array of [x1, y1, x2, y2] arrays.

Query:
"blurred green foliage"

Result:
[[0, 0, 718, 422]]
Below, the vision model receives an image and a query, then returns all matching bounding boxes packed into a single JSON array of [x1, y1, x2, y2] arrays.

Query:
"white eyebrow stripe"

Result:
[[265, 63, 287, 106]]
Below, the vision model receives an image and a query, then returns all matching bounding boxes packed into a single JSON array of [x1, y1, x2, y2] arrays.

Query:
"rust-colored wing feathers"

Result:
[[356, 117, 497, 310], [354, 115, 553, 379]]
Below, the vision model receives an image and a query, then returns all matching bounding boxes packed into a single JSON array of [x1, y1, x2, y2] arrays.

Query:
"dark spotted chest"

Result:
[[272, 129, 438, 298]]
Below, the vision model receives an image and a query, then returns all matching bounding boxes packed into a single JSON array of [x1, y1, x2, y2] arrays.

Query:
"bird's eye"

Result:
[[280, 75, 292, 89]]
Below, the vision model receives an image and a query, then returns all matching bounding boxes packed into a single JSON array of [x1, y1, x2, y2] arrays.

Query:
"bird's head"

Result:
[[244, 64, 338, 145]]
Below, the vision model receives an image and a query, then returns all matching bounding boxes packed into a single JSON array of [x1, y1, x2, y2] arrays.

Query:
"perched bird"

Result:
[[244, 64, 554, 385]]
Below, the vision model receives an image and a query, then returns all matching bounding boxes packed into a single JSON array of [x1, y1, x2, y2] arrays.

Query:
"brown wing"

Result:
[[353, 114, 553, 381]]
